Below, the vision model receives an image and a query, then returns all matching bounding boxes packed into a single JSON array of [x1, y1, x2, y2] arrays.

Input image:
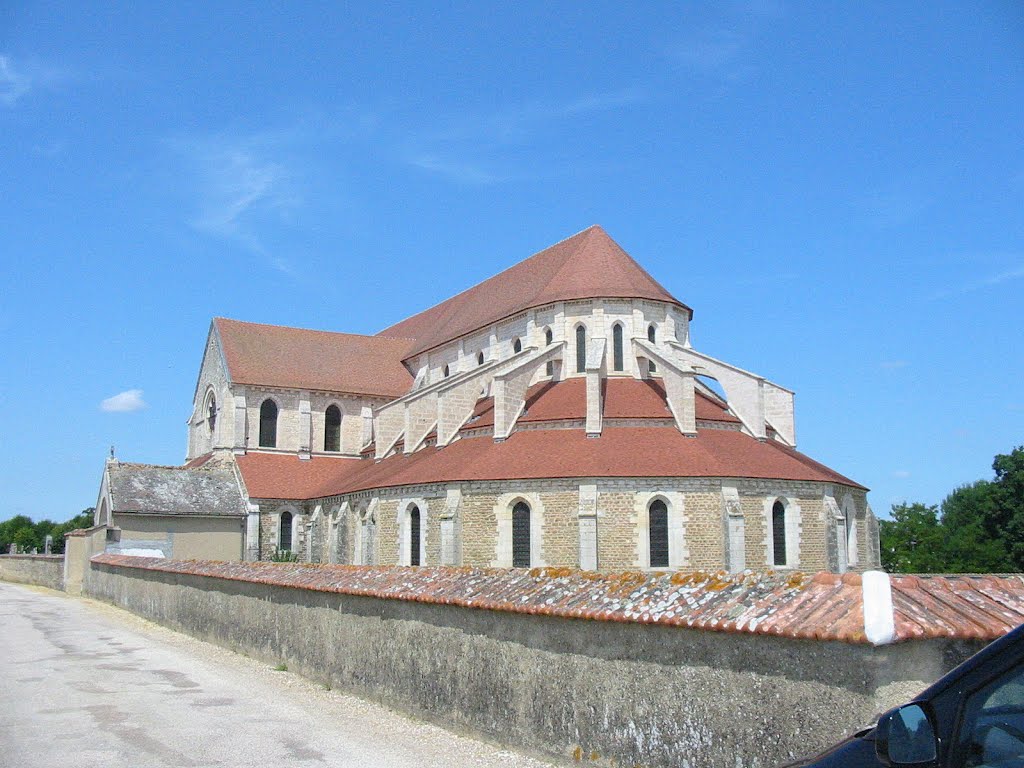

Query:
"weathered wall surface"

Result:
[[0, 555, 64, 590], [112, 513, 245, 561], [83, 560, 979, 768]]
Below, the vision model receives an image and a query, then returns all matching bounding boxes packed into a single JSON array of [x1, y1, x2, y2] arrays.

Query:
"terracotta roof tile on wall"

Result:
[[90, 555, 1024, 645], [234, 424, 865, 500], [377, 226, 691, 359], [215, 318, 415, 398]]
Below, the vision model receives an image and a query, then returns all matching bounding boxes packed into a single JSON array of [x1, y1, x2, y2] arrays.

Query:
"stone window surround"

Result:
[[764, 496, 801, 569], [275, 505, 301, 552], [396, 497, 430, 566], [259, 396, 280, 448], [841, 493, 859, 569], [634, 491, 688, 571], [493, 492, 546, 568]]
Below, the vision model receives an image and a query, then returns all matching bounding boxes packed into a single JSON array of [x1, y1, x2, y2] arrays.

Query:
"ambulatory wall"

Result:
[[83, 557, 979, 768]]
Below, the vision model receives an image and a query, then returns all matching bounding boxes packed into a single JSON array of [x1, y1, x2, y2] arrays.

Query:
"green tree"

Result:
[[882, 446, 1024, 574], [879, 503, 946, 573], [0, 508, 95, 554], [0, 515, 34, 553]]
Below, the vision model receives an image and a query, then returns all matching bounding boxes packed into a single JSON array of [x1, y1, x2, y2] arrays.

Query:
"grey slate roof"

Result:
[[108, 463, 247, 517]]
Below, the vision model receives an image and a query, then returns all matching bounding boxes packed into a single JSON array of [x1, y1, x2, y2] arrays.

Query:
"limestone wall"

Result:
[[0, 554, 64, 591], [83, 558, 981, 768], [292, 477, 875, 573]]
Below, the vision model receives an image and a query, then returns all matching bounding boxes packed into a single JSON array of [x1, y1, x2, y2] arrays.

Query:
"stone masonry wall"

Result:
[[83, 559, 984, 768], [0, 554, 64, 591], [301, 477, 876, 573]]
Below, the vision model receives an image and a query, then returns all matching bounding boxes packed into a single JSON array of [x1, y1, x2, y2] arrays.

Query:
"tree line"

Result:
[[0, 509, 95, 555], [880, 446, 1024, 573]]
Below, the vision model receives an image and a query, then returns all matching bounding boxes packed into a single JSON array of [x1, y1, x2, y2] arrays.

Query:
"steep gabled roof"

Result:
[[214, 318, 415, 398], [377, 225, 690, 359]]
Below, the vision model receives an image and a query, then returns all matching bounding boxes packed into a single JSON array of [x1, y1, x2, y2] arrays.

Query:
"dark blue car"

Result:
[[784, 622, 1024, 767]]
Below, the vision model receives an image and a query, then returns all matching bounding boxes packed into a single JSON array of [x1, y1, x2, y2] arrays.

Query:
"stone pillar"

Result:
[[578, 483, 598, 570], [233, 394, 247, 453], [298, 396, 311, 457], [245, 505, 260, 561]]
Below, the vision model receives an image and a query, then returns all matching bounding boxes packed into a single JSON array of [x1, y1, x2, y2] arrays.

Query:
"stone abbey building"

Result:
[[96, 225, 881, 573]]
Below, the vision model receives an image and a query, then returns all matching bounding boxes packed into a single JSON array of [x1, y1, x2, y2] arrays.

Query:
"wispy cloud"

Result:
[[409, 88, 644, 185], [861, 186, 931, 228], [410, 156, 500, 185], [879, 360, 909, 370], [929, 264, 1024, 301], [101, 389, 147, 413], [175, 133, 300, 253], [0, 54, 70, 106], [0, 55, 32, 106], [666, 29, 751, 80]]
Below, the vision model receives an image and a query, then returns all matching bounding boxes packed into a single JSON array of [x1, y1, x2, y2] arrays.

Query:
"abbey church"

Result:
[[95, 225, 881, 573]]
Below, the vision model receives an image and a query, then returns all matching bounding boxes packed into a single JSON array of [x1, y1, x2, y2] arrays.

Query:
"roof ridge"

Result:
[[374, 225, 601, 338], [216, 317, 415, 344]]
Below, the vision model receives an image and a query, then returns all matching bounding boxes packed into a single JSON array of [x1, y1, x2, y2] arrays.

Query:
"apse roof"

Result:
[[214, 318, 415, 398], [377, 225, 690, 359], [236, 424, 865, 501]]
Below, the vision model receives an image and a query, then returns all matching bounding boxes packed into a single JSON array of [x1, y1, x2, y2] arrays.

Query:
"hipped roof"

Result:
[[378, 225, 690, 359], [237, 425, 864, 501], [214, 317, 415, 398]]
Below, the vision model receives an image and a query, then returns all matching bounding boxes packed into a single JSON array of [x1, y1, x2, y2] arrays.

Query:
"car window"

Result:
[[959, 662, 1024, 768]]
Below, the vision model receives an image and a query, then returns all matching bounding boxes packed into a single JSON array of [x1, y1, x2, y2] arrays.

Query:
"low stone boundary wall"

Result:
[[82, 556, 1007, 768], [0, 554, 64, 591]]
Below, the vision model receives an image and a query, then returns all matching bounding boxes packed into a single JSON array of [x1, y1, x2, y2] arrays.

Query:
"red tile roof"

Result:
[[215, 318, 415, 398], [236, 453, 364, 500], [235, 423, 865, 500], [90, 555, 1024, 645], [378, 226, 691, 359], [467, 378, 738, 430]]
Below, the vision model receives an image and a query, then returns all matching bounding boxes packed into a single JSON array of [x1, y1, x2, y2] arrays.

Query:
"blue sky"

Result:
[[2, 2, 1021, 522]]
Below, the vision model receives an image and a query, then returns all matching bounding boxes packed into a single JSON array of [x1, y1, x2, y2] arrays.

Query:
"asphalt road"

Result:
[[0, 582, 555, 768]]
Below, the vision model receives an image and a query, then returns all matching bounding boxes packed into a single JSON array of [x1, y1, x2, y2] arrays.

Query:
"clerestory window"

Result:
[[259, 399, 278, 448], [324, 405, 341, 452]]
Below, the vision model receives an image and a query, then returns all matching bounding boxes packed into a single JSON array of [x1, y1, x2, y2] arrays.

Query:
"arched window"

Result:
[[324, 405, 341, 452], [512, 501, 531, 568], [649, 499, 669, 568], [772, 500, 787, 566], [443, 364, 450, 378], [409, 505, 421, 566], [612, 324, 624, 372], [575, 325, 586, 373], [477, 351, 485, 366], [648, 324, 657, 373], [544, 327, 554, 376], [205, 392, 217, 435], [512, 337, 522, 354], [259, 399, 278, 448], [279, 510, 293, 551]]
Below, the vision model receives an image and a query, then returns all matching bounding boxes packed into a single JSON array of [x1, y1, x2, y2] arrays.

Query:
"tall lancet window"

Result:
[[648, 325, 657, 373], [259, 399, 278, 448], [575, 325, 587, 373], [612, 324, 624, 372], [324, 405, 341, 452]]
